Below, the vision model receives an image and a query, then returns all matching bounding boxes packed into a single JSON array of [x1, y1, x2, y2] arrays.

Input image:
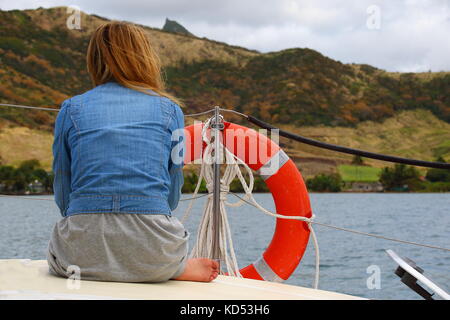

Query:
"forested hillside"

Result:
[[0, 6, 449, 173]]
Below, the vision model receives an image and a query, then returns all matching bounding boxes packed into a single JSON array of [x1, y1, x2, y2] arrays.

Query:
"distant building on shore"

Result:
[[27, 180, 45, 194], [346, 181, 384, 192]]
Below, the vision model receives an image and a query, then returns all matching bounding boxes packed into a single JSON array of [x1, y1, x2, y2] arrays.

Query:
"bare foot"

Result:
[[172, 258, 219, 282]]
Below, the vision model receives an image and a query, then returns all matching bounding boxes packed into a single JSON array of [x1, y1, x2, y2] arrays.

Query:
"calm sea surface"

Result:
[[0, 193, 448, 300]]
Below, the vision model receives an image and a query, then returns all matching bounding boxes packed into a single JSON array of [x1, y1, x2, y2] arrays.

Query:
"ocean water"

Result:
[[0, 193, 448, 300]]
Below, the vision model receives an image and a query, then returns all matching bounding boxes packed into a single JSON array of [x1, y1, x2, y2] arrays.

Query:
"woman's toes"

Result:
[[210, 270, 218, 281], [173, 258, 220, 282]]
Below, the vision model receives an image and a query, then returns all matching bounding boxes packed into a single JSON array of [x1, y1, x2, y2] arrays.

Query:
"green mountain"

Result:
[[0, 7, 257, 129], [0, 6, 449, 171], [166, 50, 450, 127], [162, 18, 194, 37], [0, 7, 449, 129]]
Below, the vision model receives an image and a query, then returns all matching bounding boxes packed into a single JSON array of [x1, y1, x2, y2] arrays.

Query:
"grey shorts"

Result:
[[47, 213, 189, 283]]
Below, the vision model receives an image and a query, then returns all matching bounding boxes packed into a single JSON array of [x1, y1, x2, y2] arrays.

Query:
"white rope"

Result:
[[181, 118, 321, 288], [182, 117, 242, 277]]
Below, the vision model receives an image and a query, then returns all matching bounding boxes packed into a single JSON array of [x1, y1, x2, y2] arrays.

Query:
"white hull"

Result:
[[0, 259, 363, 300]]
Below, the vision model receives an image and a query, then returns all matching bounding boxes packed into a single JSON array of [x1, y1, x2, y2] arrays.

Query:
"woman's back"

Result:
[[55, 82, 184, 217]]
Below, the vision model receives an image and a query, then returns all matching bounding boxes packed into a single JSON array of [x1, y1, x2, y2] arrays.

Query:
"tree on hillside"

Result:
[[379, 164, 422, 191], [0, 159, 52, 193], [306, 173, 342, 192], [425, 157, 450, 182], [18, 159, 41, 174], [351, 155, 365, 166], [0, 165, 15, 190], [17, 159, 42, 185]]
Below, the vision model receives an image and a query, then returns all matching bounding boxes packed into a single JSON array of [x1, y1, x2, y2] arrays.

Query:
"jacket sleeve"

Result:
[[167, 103, 185, 211], [52, 100, 73, 217]]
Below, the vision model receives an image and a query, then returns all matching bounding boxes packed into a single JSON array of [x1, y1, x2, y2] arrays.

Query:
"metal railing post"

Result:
[[211, 106, 223, 264]]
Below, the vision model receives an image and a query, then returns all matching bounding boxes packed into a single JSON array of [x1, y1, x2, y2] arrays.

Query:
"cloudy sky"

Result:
[[1, 0, 449, 72]]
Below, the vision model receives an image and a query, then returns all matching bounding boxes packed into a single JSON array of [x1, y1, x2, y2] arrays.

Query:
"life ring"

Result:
[[183, 121, 312, 282]]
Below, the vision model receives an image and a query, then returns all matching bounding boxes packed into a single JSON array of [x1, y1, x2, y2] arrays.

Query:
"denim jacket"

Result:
[[52, 82, 185, 217]]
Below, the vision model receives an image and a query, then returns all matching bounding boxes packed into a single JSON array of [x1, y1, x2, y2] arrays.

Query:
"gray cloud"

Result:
[[1, 0, 449, 72]]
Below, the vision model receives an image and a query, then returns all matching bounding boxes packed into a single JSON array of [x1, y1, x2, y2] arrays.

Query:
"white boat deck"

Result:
[[0, 259, 364, 300]]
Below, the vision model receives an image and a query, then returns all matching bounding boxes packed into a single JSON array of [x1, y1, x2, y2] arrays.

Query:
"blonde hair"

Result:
[[86, 21, 182, 106]]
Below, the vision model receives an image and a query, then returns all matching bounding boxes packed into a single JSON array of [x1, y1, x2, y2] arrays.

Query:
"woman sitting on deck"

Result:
[[47, 21, 219, 283]]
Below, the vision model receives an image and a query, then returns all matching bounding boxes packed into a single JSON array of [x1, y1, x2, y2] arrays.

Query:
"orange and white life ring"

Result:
[[183, 121, 312, 282]]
